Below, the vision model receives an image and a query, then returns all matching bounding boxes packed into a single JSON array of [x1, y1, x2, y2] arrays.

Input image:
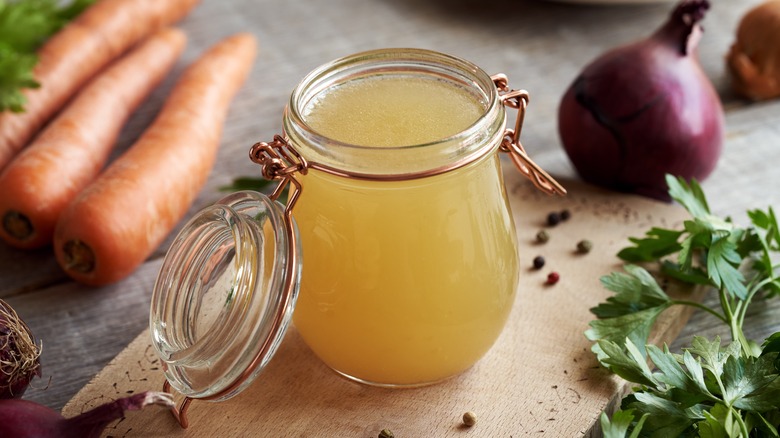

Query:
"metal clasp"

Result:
[[249, 135, 307, 216], [163, 380, 193, 428], [491, 74, 566, 196], [162, 136, 307, 430], [247, 77, 565, 198]]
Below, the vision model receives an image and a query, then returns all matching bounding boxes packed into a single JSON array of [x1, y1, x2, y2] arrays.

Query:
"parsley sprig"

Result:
[[587, 175, 780, 437], [0, 0, 94, 113]]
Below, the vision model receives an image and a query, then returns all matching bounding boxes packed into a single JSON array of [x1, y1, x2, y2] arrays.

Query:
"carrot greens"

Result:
[[0, 0, 94, 113], [588, 175, 780, 437]]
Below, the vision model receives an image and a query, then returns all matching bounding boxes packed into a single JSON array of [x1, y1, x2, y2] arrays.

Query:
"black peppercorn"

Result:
[[560, 209, 571, 221], [532, 256, 545, 270], [547, 212, 561, 226]]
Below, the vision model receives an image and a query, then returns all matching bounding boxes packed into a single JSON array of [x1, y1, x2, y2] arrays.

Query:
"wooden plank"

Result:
[[62, 173, 701, 437], [0, 0, 769, 296], [0, 248, 65, 298], [4, 259, 163, 410], [2, 0, 779, 418]]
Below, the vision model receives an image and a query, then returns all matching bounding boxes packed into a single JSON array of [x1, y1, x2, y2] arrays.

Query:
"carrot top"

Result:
[[0, 0, 95, 113]]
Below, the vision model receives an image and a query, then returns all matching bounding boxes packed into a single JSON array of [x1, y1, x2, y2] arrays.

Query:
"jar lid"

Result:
[[149, 190, 300, 402]]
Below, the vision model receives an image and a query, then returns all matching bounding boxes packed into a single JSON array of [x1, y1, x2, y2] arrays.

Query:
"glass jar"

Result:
[[150, 48, 564, 427]]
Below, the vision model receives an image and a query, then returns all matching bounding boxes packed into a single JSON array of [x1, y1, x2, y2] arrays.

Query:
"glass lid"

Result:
[[149, 190, 300, 401]]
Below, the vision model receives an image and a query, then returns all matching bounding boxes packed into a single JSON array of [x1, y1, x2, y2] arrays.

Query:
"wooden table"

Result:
[[3, 0, 779, 427]]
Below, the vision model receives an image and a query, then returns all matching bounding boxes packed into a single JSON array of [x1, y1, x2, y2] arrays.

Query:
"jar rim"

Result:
[[282, 48, 507, 177]]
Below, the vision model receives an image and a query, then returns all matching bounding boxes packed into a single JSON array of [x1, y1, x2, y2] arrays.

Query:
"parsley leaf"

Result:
[[0, 0, 94, 113], [666, 174, 710, 219], [586, 174, 780, 437], [748, 208, 780, 298], [686, 336, 740, 381], [698, 403, 742, 438], [595, 338, 658, 387], [659, 259, 710, 285], [219, 176, 289, 205], [707, 234, 747, 300], [617, 228, 683, 263], [591, 265, 672, 318], [598, 336, 780, 436], [623, 391, 698, 436], [587, 301, 671, 360], [762, 333, 780, 372], [648, 345, 712, 397], [218, 176, 275, 193], [601, 409, 648, 438], [723, 354, 780, 411]]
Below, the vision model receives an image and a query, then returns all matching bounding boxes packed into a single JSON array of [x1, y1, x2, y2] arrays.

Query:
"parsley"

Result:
[[588, 175, 780, 437], [0, 0, 94, 113], [219, 176, 289, 204], [219, 176, 275, 193]]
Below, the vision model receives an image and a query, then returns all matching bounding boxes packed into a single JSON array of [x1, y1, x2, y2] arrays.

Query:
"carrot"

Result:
[[0, 0, 200, 171], [53, 33, 258, 286], [0, 28, 187, 250]]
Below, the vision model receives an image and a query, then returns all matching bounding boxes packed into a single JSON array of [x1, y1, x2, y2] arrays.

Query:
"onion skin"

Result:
[[558, 0, 724, 201], [0, 299, 41, 399], [0, 391, 174, 438]]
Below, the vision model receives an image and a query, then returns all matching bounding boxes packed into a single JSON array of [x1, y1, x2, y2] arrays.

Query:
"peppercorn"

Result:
[[560, 209, 571, 221], [577, 239, 593, 254], [532, 255, 545, 270], [462, 411, 477, 427], [536, 230, 550, 243], [378, 429, 395, 438], [547, 211, 561, 226], [546, 272, 560, 285]]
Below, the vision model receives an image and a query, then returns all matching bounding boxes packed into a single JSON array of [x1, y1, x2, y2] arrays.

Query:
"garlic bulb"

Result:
[[727, 0, 780, 100]]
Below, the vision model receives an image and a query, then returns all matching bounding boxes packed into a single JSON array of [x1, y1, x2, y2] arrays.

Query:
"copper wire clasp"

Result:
[[161, 137, 308, 430], [249, 135, 307, 214], [163, 380, 192, 428], [491, 74, 566, 196]]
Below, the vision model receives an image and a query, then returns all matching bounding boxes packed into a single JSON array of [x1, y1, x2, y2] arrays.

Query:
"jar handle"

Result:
[[491, 74, 567, 196]]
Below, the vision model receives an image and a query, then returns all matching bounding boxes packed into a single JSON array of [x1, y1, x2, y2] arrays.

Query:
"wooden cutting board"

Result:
[[63, 168, 701, 437]]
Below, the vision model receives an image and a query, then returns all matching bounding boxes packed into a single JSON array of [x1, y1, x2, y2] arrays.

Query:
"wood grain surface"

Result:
[[61, 174, 701, 437], [1, 0, 778, 435]]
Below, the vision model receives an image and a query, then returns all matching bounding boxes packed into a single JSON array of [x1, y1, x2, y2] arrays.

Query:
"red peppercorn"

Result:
[[546, 272, 560, 285]]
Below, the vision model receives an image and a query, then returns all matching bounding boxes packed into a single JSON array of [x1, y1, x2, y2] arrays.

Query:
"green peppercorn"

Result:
[[577, 239, 593, 254], [378, 429, 395, 438], [536, 230, 550, 243], [462, 411, 477, 427]]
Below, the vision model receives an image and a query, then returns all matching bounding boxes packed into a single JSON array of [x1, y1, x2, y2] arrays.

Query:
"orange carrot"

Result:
[[0, 28, 187, 250], [53, 33, 258, 286], [0, 0, 200, 171]]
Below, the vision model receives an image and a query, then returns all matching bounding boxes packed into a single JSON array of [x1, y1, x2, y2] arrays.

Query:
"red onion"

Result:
[[0, 391, 174, 438], [0, 299, 41, 399], [558, 0, 724, 201]]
